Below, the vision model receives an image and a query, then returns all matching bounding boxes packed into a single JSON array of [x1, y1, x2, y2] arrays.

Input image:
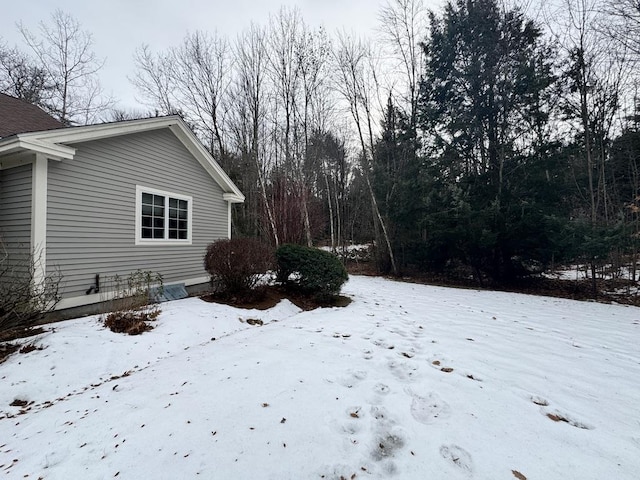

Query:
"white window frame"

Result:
[[135, 185, 193, 246]]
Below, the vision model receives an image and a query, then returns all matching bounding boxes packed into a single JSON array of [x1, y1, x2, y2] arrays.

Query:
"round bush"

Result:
[[204, 238, 275, 295], [276, 244, 348, 298]]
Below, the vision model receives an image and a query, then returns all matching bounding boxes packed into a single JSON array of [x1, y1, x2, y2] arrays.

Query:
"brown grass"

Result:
[[104, 310, 158, 335]]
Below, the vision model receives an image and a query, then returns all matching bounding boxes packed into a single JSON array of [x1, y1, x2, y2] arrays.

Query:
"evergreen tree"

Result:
[[417, 0, 565, 282], [372, 95, 422, 271]]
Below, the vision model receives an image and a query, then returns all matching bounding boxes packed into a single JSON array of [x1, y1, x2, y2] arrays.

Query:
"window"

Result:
[[136, 186, 192, 245]]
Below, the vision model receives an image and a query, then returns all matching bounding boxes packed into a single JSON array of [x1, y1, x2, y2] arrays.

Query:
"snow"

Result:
[[319, 244, 373, 261], [546, 264, 638, 281], [1, 275, 639, 479]]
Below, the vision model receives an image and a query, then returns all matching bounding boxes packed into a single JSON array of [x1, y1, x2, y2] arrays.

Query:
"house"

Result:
[[0, 94, 244, 314]]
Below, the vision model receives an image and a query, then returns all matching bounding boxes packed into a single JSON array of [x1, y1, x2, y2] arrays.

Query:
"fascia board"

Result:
[[24, 116, 178, 144], [4, 116, 245, 202], [0, 137, 75, 165], [19, 138, 75, 159], [223, 193, 245, 203], [169, 123, 245, 202]]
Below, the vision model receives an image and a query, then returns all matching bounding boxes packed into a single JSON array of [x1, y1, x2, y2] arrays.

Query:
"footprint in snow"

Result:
[[341, 421, 362, 435], [439, 444, 473, 475], [370, 405, 394, 427], [388, 327, 409, 338], [372, 338, 395, 350], [373, 383, 390, 395], [407, 390, 451, 425], [531, 396, 549, 406], [336, 369, 368, 389], [387, 359, 418, 382], [371, 428, 406, 461]]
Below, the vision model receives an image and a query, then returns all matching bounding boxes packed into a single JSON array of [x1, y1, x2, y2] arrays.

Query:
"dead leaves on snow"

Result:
[[431, 359, 455, 373]]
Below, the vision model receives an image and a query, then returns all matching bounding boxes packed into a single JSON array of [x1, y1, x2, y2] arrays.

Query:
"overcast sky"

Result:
[[0, 0, 443, 111]]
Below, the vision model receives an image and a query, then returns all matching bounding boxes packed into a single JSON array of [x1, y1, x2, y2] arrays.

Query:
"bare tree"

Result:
[[264, 7, 334, 247], [131, 44, 176, 115], [18, 9, 112, 125], [298, 27, 334, 247], [547, 0, 632, 225], [230, 23, 280, 244], [132, 31, 233, 161], [377, 0, 427, 127], [334, 32, 398, 274], [105, 107, 155, 122], [173, 31, 233, 160], [0, 43, 52, 105], [603, 0, 640, 57]]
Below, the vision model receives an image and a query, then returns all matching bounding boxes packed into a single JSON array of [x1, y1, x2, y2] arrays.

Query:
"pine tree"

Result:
[[417, 0, 565, 282]]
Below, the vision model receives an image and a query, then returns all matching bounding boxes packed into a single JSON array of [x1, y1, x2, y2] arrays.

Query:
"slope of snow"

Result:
[[1, 276, 639, 479]]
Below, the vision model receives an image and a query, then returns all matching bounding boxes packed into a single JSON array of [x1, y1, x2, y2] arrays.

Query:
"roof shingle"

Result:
[[0, 93, 63, 138]]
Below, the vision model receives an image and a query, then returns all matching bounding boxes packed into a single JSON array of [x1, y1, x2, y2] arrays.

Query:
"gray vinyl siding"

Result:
[[46, 129, 227, 300], [0, 163, 32, 281]]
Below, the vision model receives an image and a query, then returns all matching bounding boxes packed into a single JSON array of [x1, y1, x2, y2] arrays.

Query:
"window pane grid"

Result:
[[140, 190, 189, 242], [141, 193, 165, 239], [168, 197, 188, 240]]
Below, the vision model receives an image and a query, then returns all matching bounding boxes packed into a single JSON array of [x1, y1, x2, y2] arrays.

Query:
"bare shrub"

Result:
[[104, 309, 160, 335], [101, 270, 163, 335], [204, 238, 275, 297], [0, 238, 61, 336]]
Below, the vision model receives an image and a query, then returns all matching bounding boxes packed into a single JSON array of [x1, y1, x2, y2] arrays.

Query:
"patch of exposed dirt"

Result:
[[19, 343, 44, 354], [0, 343, 21, 364], [0, 340, 44, 363], [0, 332, 47, 364], [201, 285, 352, 311], [0, 326, 45, 343]]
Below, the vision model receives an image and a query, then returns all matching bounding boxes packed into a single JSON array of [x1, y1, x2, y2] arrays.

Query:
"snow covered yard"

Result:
[[1, 276, 639, 479]]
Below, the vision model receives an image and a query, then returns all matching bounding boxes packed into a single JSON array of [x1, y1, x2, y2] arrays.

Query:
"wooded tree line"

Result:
[[3, 0, 640, 284]]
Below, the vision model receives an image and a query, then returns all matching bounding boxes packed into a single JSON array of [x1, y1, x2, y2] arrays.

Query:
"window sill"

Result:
[[135, 239, 193, 246]]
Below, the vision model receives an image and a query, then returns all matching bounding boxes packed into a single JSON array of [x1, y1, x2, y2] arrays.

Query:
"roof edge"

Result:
[[0, 116, 244, 200]]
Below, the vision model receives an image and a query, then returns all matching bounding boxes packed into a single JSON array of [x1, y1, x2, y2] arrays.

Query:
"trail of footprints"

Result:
[[336, 383, 473, 477], [328, 316, 480, 477], [329, 312, 595, 478]]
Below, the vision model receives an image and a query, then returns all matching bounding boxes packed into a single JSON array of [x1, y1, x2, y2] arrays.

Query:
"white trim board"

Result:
[[31, 154, 48, 286], [0, 116, 244, 203], [134, 185, 193, 246], [55, 276, 210, 310]]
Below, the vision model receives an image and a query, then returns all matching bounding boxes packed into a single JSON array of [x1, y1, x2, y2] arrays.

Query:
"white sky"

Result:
[[0, 1, 443, 111]]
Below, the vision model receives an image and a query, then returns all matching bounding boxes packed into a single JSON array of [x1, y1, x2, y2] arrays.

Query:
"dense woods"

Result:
[[3, 0, 640, 285]]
